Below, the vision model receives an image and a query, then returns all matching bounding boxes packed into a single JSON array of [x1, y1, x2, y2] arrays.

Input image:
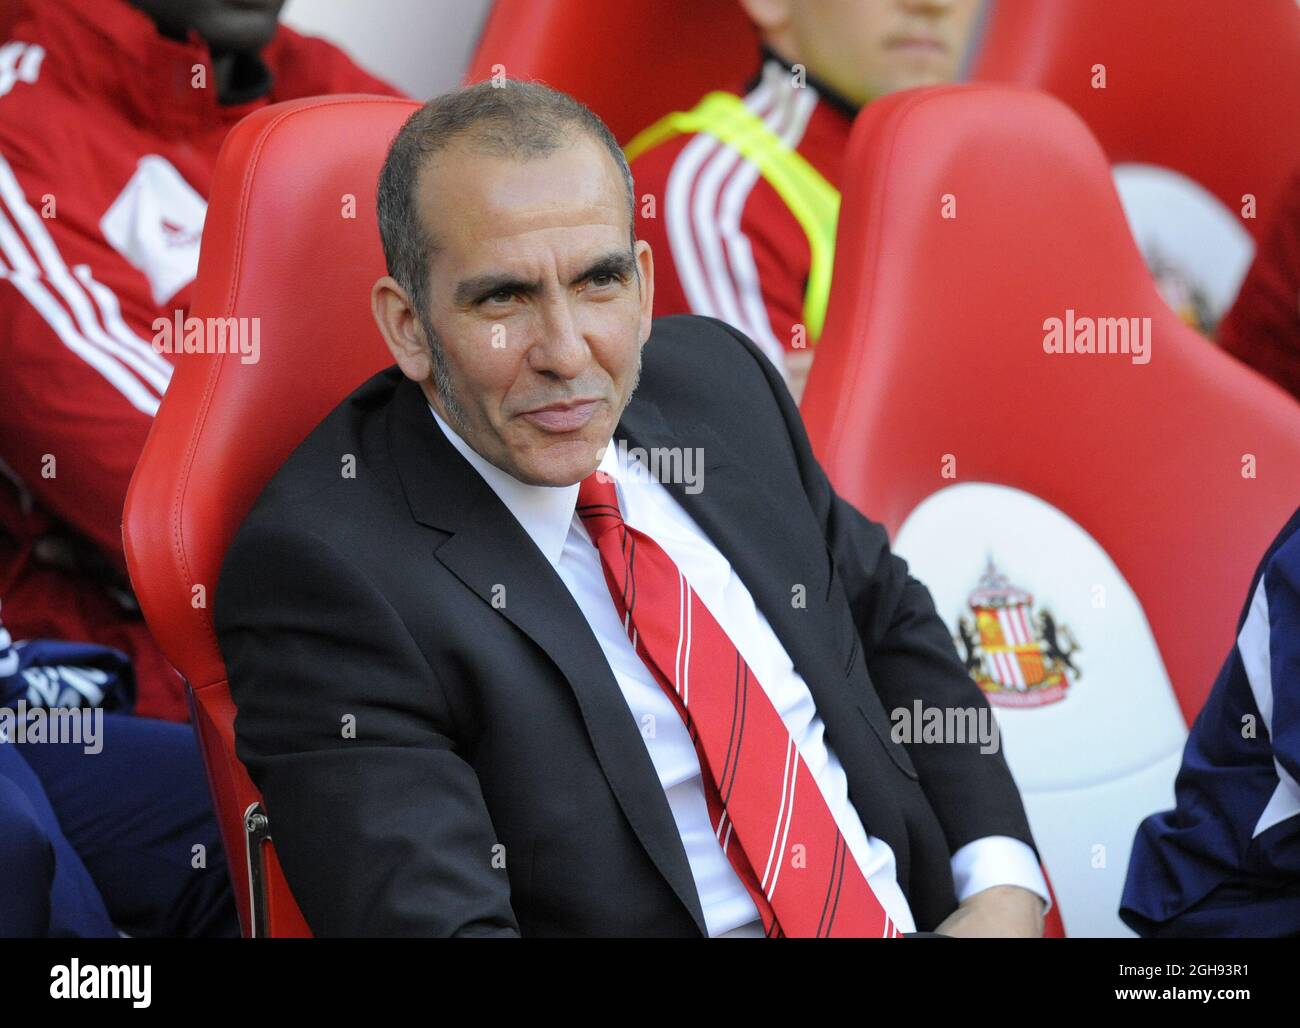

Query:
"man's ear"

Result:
[[635, 238, 655, 345], [371, 275, 432, 382], [738, 0, 793, 35]]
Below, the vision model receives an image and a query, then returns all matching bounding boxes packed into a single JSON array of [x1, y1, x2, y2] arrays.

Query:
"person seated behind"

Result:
[[0, 0, 403, 723], [626, 0, 984, 403], [1121, 507, 1300, 936], [214, 79, 1048, 938], [0, 602, 238, 937]]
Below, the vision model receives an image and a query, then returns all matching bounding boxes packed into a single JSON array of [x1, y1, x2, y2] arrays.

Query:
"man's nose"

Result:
[[528, 299, 590, 379]]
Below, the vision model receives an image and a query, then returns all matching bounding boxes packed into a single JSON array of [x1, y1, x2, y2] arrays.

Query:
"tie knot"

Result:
[[577, 470, 624, 542]]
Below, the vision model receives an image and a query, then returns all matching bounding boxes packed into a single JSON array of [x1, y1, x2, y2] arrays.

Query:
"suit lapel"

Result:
[[617, 396, 907, 859], [388, 378, 708, 935], [616, 395, 851, 733]]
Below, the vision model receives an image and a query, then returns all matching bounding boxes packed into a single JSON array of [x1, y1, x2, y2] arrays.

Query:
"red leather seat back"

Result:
[[801, 84, 1300, 935], [972, 0, 1300, 330], [970, 0, 1300, 244], [0, 0, 21, 39], [463, 0, 759, 144], [124, 95, 420, 937]]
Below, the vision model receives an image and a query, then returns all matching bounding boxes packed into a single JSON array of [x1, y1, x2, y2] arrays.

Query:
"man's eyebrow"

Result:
[[453, 273, 538, 306], [452, 251, 636, 306], [577, 251, 637, 282]]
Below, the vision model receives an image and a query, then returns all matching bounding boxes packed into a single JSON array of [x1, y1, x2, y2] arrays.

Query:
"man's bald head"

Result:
[[369, 80, 654, 489], [377, 80, 637, 329]]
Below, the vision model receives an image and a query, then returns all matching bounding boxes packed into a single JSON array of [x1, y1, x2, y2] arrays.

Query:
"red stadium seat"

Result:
[[971, 0, 1300, 328], [801, 83, 1300, 935], [0, 0, 21, 39], [971, 0, 1300, 242], [463, 0, 759, 145], [123, 95, 420, 938]]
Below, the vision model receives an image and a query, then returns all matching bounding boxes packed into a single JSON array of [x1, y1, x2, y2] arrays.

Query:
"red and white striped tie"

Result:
[[577, 471, 901, 938]]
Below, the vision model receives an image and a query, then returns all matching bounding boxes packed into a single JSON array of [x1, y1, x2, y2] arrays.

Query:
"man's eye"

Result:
[[590, 273, 618, 288], [484, 289, 515, 304]]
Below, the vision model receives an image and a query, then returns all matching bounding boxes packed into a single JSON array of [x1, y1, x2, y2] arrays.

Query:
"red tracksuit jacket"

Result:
[[0, 0, 404, 720], [627, 46, 856, 392]]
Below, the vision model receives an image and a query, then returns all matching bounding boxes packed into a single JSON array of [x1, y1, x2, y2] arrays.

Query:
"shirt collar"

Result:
[[745, 42, 863, 122], [428, 403, 623, 567]]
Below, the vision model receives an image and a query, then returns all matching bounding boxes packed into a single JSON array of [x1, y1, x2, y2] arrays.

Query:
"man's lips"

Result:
[[885, 35, 949, 55], [519, 399, 602, 432]]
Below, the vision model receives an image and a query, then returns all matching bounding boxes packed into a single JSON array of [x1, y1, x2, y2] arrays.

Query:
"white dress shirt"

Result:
[[429, 405, 1050, 936]]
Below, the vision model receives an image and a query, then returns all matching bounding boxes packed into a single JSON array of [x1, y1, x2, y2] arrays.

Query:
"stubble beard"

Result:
[[418, 310, 471, 435], [419, 309, 645, 467]]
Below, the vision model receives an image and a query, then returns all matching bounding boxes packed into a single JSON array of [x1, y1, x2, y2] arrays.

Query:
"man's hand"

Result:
[[933, 885, 1045, 938]]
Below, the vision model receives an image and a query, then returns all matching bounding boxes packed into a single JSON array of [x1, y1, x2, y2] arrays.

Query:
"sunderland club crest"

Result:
[[953, 557, 1081, 708]]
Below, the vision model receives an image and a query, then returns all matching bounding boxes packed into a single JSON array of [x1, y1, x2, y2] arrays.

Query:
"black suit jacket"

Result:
[[215, 314, 1037, 937]]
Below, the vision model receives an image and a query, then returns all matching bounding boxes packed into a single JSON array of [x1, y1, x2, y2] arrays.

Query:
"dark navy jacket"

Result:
[[1122, 508, 1300, 937]]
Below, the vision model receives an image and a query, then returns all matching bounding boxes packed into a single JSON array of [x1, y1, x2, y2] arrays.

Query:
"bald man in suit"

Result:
[[215, 80, 1048, 938]]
